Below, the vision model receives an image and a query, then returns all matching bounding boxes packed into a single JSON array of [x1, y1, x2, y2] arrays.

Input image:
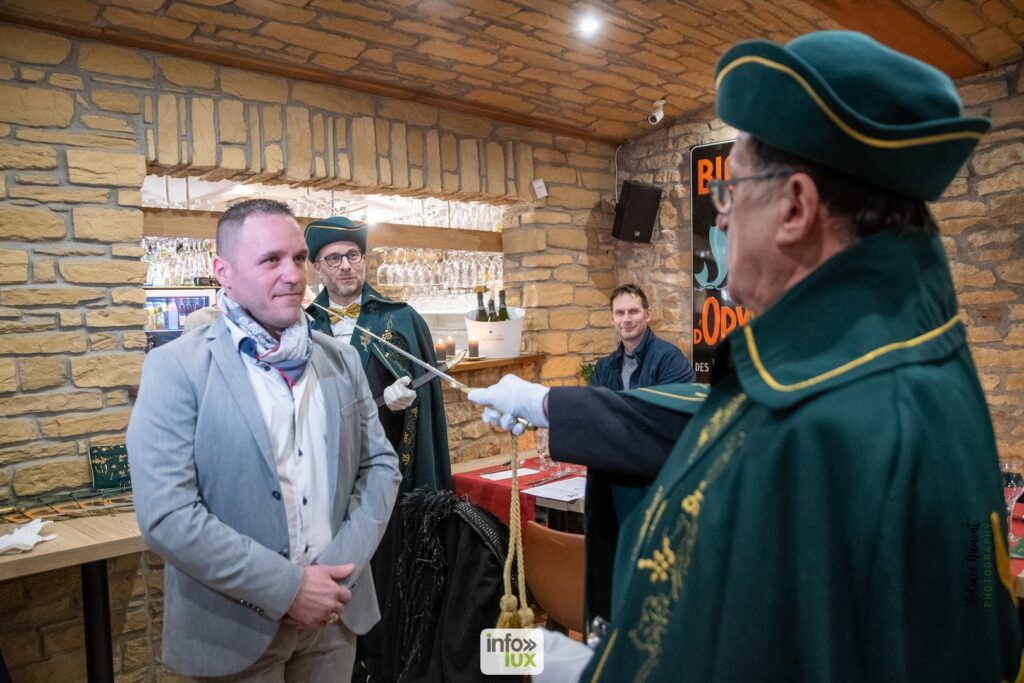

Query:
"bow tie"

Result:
[[327, 302, 361, 323]]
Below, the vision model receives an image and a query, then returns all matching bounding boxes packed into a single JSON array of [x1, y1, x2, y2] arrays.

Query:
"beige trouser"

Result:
[[190, 621, 355, 683]]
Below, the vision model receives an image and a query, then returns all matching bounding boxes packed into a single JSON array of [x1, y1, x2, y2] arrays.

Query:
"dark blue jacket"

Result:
[[589, 326, 695, 390]]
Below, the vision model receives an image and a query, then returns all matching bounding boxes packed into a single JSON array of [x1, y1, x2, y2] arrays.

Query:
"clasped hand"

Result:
[[467, 375, 550, 436], [286, 563, 354, 629], [383, 376, 416, 411]]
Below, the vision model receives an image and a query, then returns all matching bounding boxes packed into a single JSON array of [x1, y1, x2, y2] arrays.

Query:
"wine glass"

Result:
[[534, 428, 552, 471], [1002, 457, 1024, 546]]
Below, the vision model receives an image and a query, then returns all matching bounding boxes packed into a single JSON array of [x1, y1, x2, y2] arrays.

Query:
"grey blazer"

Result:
[[126, 318, 401, 677]]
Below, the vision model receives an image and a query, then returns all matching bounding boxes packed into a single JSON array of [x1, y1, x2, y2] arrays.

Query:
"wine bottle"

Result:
[[475, 290, 489, 322], [496, 289, 510, 321], [487, 297, 498, 322]]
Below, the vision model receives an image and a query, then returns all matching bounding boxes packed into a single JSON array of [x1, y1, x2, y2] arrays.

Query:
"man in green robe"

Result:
[[471, 31, 1022, 682], [305, 217, 450, 493]]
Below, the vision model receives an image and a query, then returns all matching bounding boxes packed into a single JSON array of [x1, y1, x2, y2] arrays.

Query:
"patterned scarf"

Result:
[[218, 290, 312, 388]]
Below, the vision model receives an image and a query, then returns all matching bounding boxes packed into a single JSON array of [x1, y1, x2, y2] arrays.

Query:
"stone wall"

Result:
[[0, 24, 612, 681], [615, 56, 1024, 458]]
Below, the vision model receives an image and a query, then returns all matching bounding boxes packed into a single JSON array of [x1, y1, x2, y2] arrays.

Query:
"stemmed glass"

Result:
[[1002, 457, 1024, 546], [534, 428, 552, 471]]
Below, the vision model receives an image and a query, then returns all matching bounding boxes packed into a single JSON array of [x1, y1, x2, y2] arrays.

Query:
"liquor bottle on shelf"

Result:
[[486, 295, 498, 322], [166, 298, 180, 331], [475, 289, 489, 322], [496, 289, 510, 321]]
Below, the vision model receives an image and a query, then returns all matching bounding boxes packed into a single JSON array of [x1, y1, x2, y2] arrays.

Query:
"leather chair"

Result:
[[523, 520, 585, 634]]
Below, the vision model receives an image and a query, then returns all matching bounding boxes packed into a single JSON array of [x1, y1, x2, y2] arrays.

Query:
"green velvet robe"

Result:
[[308, 284, 451, 493], [583, 232, 1022, 682]]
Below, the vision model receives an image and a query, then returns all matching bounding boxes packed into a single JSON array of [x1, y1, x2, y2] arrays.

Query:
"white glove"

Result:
[[533, 629, 593, 683], [383, 375, 417, 411], [467, 374, 549, 437], [0, 519, 57, 556]]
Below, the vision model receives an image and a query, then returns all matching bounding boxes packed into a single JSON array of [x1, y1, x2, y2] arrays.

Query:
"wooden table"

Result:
[[452, 452, 585, 525], [0, 513, 145, 683]]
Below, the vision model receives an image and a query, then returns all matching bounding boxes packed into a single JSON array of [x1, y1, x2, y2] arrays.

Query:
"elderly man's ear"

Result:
[[775, 172, 821, 247]]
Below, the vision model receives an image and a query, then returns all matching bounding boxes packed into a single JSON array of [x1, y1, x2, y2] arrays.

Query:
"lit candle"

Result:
[[446, 336, 456, 356], [435, 338, 447, 362], [468, 338, 479, 358]]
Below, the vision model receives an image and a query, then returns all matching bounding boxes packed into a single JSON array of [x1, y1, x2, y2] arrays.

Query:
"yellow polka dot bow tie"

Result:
[[327, 302, 361, 323]]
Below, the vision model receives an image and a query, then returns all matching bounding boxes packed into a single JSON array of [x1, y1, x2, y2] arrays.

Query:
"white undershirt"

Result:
[[328, 296, 357, 345], [225, 318, 333, 566]]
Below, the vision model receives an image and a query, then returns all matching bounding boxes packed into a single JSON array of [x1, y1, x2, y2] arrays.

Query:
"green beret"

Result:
[[715, 31, 990, 200], [305, 216, 368, 262]]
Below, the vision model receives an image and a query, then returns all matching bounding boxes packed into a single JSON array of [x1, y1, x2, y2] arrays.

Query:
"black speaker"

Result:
[[612, 180, 662, 243]]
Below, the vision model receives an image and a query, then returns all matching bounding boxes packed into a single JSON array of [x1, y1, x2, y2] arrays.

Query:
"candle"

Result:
[[446, 336, 456, 356], [468, 338, 479, 358], [435, 338, 447, 362]]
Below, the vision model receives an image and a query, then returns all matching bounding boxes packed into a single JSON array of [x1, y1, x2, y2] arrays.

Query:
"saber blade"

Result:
[[309, 301, 533, 430]]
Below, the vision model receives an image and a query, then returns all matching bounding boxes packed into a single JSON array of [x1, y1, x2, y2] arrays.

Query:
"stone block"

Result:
[[459, 139, 481, 193], [0, 285, 104, 306], [260, 21, 365, 58], [439, 110, 494, 138], [157, 94, 179, 166], [534, 331, 568, 354], [285, 106, 312, 181], [79, 43, 153, 79], [568, 329, 610, 353], [0, 358, 14, 393], [351, 117, 377, 186], [220, 147, 247, 171], [516, 144, 535, 201], [13, 458, 92, 496], [546, 228, 589, 251], [191, 98, 217, 168], [73, 209, 146, 244], [553, 264, 589, 283], [217, 99, 246, 145], [523, 282, 574, 307], [292, 82, 373, 116], [0, 331, 87, 354], [485, 142, 505, 196], [19, 356, 66, 391], [0, 25, 70, 65], [391, 123, 409, 188], [123, 332, 148, 350], [0, 418, 36, 445], [0, 84, 73, 127], [60, 259, 148, 284], [575, 287, 611, 307], [540, 355, 583, 380], [85, 307, 148, 328], [0, 247, 29, 285], [220, 68, 288, 103], [0, 206, 65, 241], [89, 333, 117, 351], [81, 114, 133, 134], [380, 100, 439, 126], [0, 141, 57, 169], [40, 407, 131, 438], [67, 150, 145, 187], [16, 129, 137, 150], [9, 185, 109, 202], [0, 390, 101, 417], [71, 354, 144, 388], [103, 5, 195, 40], [92, 90, 141, 114], [425, 130, 441, 193], [502, 229, 546, 253]]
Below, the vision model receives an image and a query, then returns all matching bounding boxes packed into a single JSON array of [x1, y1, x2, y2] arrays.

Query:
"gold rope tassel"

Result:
[[496, 435, 535, 629]]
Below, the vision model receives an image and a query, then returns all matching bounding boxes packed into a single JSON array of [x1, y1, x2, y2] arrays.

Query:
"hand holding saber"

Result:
[[310, 302, 537, 431]]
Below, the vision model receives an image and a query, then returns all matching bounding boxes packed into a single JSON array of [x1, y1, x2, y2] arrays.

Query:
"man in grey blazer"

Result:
[[127, 199, 401, 681]]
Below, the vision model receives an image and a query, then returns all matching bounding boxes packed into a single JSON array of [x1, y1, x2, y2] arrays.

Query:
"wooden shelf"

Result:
[[142, 207, 503, 253], [448, 353, 545, 373]]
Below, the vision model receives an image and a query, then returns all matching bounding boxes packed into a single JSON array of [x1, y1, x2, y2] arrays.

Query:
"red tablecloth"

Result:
[[452, 457, 586, 525]]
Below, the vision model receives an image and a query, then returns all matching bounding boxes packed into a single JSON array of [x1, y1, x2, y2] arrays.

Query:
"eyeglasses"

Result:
[[317, 250, 363, 268], [708, 171, 791, 214]]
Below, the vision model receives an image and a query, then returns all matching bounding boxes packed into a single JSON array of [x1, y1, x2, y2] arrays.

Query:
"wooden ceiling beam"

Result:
[[803, 0, 986, 79], [0, 10, 625, 146]]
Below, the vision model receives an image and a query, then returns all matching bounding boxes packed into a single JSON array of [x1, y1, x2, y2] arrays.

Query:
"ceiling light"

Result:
[[579, 14, 600, 37]]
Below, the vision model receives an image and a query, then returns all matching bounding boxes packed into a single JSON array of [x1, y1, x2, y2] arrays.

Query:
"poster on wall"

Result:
[[690, 139, 752, 383]]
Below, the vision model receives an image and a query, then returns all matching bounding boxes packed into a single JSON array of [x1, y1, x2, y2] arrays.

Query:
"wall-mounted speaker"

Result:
[[612, 180, 662, 243]]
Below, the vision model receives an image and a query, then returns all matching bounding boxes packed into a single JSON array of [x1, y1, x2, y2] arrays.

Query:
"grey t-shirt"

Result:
[[621, 352, 637, 390]]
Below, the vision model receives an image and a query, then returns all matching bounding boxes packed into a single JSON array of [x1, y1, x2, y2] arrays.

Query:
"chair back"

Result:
[[523, 520, 585, 633]]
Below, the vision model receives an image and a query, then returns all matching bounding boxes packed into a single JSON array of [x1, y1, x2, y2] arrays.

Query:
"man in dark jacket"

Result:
[[589, 284, 695, 391], [584, 284, 696, 630]]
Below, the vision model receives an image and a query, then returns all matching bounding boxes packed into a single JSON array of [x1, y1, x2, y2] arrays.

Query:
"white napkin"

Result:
[[0, 519, 57, 555]]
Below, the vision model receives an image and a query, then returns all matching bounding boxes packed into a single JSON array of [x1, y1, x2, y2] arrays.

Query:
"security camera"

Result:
[[647, 99, 666, 126]]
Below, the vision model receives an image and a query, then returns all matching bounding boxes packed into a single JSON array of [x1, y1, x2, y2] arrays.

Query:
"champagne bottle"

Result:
[[475, 290, 489, 322], [496, 289, 510, 321], [487, 297, 498, 322]]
